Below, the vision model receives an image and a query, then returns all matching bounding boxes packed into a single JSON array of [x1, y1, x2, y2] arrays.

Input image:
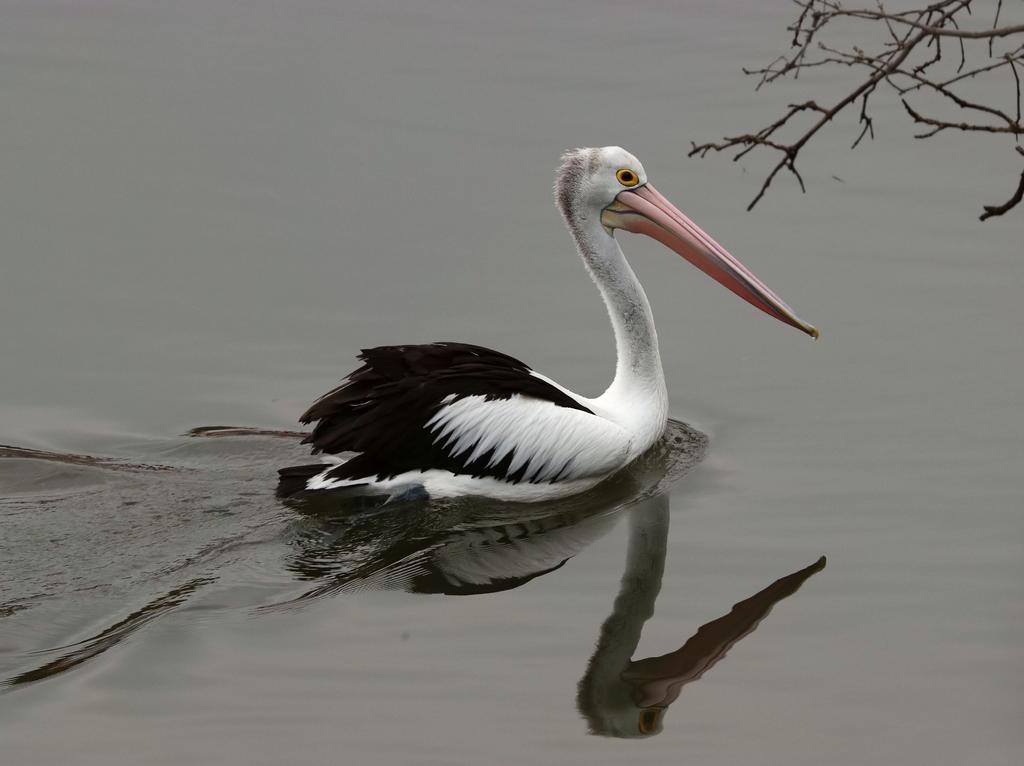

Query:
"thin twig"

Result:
[[980, 147, 1024, 220], [835, 9, 1024, 39], [902, 98, 1022, 136]]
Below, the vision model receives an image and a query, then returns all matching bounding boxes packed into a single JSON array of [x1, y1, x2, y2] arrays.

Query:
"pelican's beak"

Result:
[[602, 185, 819, 339]]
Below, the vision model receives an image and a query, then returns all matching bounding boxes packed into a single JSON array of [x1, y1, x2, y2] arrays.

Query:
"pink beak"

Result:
[[602, 184, 818, 339]]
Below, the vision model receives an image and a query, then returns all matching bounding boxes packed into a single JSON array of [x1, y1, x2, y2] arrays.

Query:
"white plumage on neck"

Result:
[[572, 208, 669, 462]]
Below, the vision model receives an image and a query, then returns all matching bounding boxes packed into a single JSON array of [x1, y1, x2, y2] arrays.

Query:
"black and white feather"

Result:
[[278, 343, 633, 499]]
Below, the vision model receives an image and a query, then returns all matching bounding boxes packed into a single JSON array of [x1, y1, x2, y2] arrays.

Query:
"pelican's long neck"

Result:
[[572, 215, 668, 441]]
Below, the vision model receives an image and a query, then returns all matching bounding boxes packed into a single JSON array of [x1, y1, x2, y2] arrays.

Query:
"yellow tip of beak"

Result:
[[794, 319, 819, 339]]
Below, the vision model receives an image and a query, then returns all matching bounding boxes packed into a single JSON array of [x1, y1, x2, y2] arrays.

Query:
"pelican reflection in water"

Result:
[[577, 496, 825, 738], [277, 421, 824, 738]]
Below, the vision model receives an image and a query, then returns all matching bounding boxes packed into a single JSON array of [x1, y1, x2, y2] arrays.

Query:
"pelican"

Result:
[[278, 147, 817, 501]]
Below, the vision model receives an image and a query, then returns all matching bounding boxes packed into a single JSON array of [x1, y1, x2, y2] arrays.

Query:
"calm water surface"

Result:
[[1, 1, 1021, 764]]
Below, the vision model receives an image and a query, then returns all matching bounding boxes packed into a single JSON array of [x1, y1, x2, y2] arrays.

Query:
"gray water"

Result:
[[1, 1, 1021, 764]]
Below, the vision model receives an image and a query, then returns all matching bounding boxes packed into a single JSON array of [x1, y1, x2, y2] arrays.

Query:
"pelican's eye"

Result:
[[616, 168, 640, 187]]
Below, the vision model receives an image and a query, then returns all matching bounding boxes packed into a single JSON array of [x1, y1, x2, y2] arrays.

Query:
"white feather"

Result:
[[306, 465, 611, 501], [426, 394, 632, 482]]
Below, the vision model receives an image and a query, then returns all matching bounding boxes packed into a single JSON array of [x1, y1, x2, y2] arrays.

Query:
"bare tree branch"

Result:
[[835, 9, 1024, 39], [980, 146, 1024, 220], [690, 0, 1024, 220], [901, 97, 1020, 135]]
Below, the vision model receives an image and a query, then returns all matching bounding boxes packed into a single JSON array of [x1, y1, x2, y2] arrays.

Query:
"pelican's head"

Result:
[[555, 146, 818, 339]]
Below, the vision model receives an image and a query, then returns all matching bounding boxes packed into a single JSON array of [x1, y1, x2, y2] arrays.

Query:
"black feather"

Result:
[[276, 463, 332, 498]]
